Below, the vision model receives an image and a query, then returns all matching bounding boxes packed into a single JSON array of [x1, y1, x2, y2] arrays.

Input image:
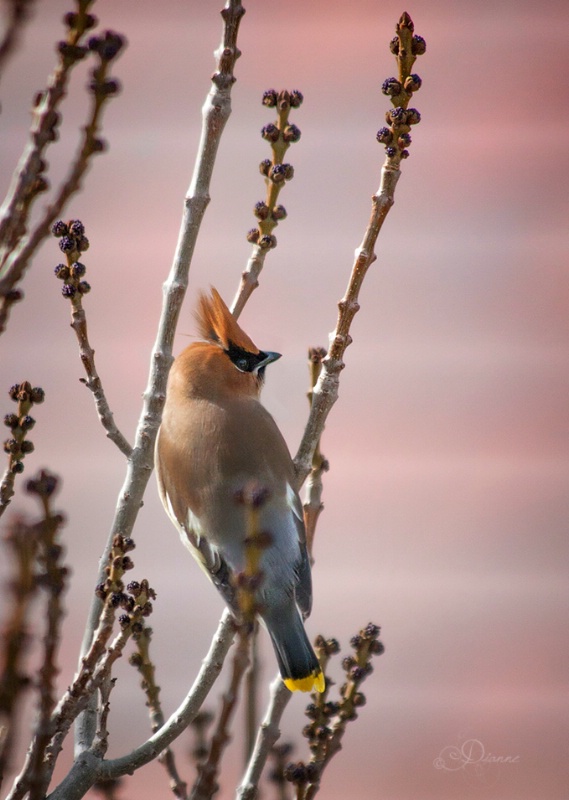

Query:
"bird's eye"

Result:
[[235, 357, 249, 372]]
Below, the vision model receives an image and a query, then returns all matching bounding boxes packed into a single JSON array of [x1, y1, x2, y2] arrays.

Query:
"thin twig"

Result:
[[231, 89, 302, 319], [244, 622, 259, 765], [73, 0, 245, 759], [91, 672, 114, 759], [69, 295, 132, 457], [301, 626, 384, 800], [130, 627, 188, 799], [302, 348, 328, 560], [0, 5, 92, 263], [190, 628, 250, 800], [8, 534, 136, 800], [293, 163, 398, 485], [236, 677, 291, 800], [51, 220, 132, 457]]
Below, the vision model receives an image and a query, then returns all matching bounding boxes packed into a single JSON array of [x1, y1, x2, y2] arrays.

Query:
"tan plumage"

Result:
[[155, 288, 324, 692]]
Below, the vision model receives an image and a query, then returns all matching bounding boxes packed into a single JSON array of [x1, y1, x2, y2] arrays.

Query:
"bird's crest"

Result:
[[196, 288, 259, 354]]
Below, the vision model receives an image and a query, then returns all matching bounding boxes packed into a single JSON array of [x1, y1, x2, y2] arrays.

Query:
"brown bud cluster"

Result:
[[3, 382, 45, 475], [51, 220, 92, 300], [247, 88, 303, 248], [379, 15, 425, 163]]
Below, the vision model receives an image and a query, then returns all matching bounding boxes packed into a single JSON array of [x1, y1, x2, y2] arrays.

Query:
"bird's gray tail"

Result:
[[263, 603, 324, 693]]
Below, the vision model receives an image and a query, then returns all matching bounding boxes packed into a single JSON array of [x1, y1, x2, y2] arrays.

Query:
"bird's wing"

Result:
[[287, 482, 313, 618], [155, 435, 238, 610]]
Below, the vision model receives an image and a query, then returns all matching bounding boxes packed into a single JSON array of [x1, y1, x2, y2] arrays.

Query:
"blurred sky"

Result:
[[1, 1, 568, 799]]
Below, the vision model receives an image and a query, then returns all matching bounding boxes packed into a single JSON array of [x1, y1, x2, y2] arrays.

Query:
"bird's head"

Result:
[[171, 288, 281, 400]]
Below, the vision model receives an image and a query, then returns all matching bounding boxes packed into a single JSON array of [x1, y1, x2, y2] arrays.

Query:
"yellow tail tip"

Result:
[[284, 670, 325, 693]]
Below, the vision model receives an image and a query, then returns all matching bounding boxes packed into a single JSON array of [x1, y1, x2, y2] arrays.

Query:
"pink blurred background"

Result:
[[1, 1, 568, 798]]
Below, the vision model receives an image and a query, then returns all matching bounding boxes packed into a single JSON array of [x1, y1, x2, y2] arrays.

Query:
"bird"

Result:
[[155, 287, 324, 693]]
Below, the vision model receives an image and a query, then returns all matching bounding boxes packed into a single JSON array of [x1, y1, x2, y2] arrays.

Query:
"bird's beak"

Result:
[[257, 350, 281, 369]]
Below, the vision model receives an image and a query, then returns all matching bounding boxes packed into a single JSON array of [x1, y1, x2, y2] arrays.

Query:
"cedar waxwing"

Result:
[[155, 288, 324, 693]]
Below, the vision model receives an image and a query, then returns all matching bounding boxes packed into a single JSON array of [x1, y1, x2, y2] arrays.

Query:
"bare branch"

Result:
[[302, 348, 328, 559], [69, 294, 132, 457], [73, 0, 245, 757], [190, 627, 250, 800], [237, 676, 291, 800], [130, 626, 188, 799], [244, 623, 260, 765], [51, 220, 132, 457], [293, 163, 398, 485]]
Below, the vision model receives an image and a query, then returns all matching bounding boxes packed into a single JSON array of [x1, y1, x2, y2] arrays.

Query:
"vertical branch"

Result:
[[74, 0, 245, 757], [302, 349, 328, 559]]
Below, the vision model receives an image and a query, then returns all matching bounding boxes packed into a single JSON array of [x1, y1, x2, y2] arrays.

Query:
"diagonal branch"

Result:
[[45, 610, 236, 800], [293, 161, 399, 486], [293, 11, 424, 487]]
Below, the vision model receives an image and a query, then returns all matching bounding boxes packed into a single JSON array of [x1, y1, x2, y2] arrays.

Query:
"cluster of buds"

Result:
[[301, 636, 341, 755], [339, 622, 384, 713], [377, 12, 426, 163], [52, 218, 91, 300], [56, 4, 98, 66], [95, 534, 155, 636], [246, 89, 303, 250], [56, 20, 124, 152], [117, 579, 156, 639], [283, 760, 320, 791], [284, 624, 384, 787], [95, 533, 136, 601], [87, 30, 125, 103], [26, 468, 59, 500], [3, 382, 45, 475]]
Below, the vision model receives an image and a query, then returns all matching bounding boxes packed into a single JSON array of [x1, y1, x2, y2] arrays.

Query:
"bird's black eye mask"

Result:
[[225, 340, 268, 376]]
